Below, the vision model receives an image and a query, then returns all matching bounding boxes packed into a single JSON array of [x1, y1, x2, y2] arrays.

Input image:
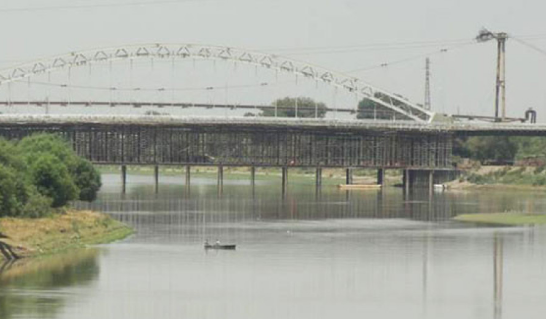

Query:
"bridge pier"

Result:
[[217, 165, 224, 192], [121, 165, 127, 194], [154, 165, 159, 193], [315, 167, 322, 189], [403, 169, 410, 194], [185, 165, 191, 188], [282, 166, 288, 196], [345, 168, 353, 185], [250, 166, 256, 187], [429, 170, 434, 194], [402, 169, 455, 191], [377, 168, 384, 186]]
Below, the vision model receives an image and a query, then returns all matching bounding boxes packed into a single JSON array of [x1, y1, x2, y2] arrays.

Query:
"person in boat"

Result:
[[215, 239, 221, 246]]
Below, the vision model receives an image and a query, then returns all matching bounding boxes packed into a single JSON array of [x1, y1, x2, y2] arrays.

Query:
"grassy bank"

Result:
[[454, 213, 546, 226], [0, 210, 133, 261]]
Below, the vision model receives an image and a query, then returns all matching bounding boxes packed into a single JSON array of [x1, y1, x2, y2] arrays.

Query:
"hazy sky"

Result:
[[1, 0, 546, 119]]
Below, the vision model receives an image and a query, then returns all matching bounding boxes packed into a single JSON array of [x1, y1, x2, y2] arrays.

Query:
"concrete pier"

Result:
[[121, 165, 127, 194], [315, 167, 322, 189], [217, 165, 224, 192], [402, 169, 411, 194], [185, 165, 191, 186], [377, 168, 384, 186], [251, 166, 256, 187], [282, 166, 288, 195], [345, 168, 353, 185], [154, 165, 159, 193]]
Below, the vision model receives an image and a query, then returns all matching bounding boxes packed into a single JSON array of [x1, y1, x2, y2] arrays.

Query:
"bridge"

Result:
[[0, 44, 541, 192]]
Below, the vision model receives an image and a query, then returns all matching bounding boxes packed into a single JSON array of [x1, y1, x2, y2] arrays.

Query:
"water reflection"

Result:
[[0, 249, 100, 319], [3, 174, 546, 319]]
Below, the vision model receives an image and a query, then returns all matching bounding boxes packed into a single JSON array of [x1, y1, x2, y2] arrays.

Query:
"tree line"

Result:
[[0, 134, 101, 218], [247, 96, 405, 120], [454, 136, 546, 165]]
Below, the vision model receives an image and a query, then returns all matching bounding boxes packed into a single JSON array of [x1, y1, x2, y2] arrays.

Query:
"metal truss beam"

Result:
[[0, 44, 435, 122]]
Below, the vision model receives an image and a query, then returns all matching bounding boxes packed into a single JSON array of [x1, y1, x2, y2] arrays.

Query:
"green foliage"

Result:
[[461, 136, 518, 164], [261, 97, 327, 118], [18, 134, 102, 202], [29, 154, 79, 207], [356, 93, 412, 120], [456, 136, 546, 165], [0, 134, 102, 218], [0, 165, 24, 217], [73, 160, 102, 202]]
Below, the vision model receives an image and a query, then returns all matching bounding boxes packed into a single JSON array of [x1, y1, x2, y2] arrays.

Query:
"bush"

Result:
[[0, 134, 103, 218], [0, 165, 24, 217], [29, 154, 79, 208], [18, 134, 102, 203], [73, 159, 102, 202]]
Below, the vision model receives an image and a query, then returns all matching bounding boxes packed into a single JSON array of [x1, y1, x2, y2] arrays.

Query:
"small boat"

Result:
[[337, 184, 382, 190], [204, 243, 236, 250]]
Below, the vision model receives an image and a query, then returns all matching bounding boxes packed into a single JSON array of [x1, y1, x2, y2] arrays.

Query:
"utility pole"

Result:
[[476, 29, 508, 122], [424, 58, 432, 111]]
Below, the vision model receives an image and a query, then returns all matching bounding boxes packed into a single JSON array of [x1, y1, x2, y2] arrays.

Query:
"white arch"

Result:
[[0, 43, 435, 122]]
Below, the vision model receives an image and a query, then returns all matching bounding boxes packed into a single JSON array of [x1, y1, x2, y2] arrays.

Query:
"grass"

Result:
[[0, 210, 133, 260], [453, 212, 546, 226]]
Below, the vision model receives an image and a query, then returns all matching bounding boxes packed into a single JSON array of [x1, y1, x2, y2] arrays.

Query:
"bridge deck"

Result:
[[0, 115, 456, 169], [0, 115, 544, 135]]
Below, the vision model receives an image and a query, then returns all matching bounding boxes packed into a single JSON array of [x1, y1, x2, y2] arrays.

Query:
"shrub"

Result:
[[0, 165, 24, 217], [29, 154, 79, 208], [73, 159, 102, 202]]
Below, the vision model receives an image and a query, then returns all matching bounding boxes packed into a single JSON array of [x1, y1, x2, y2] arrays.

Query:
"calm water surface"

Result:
[[1, 173, 546, 319]]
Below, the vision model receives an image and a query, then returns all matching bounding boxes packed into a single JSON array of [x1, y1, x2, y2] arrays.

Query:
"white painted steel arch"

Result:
[[0, 43, 435, 122]]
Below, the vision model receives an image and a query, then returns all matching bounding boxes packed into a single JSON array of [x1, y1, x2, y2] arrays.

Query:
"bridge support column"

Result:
[[217, 165, 224, 192], [282, 166, 288, 195], [377, 168, 384, 186], [345, 168, 353, 185], [121, 165, 127, 194], [429, 170, 434, 194], [315, 167, 322, 189], [154, 165, 159, 194], [185, 166, 191, 187], [250, 166, 256, 187], [403, 169, 410, 194]]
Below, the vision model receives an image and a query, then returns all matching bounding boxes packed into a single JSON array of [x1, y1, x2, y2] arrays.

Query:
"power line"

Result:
[[511, 36, 546, 58], [267, 39, 474, 55], [20, 79, 286, 92], [0, 0, 217, 14], [344, 41, 478, 74]]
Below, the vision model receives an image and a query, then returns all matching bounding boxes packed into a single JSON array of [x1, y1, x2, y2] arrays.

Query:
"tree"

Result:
[[73, 159, 102, 202], [0, 165, 23, 217], [29, 154, 79, 207], [357, 93, 412, 120], [260, 97, 327, 118], [465, 136, 518, 164], [18, 134, 102, 202]]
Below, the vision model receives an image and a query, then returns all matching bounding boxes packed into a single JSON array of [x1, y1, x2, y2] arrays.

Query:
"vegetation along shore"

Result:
[[0, 134, 133, 261]]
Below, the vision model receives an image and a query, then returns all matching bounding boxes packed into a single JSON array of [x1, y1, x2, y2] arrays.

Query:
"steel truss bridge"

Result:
[[0, 43, 436, 122], [0, 44, 543, 189]]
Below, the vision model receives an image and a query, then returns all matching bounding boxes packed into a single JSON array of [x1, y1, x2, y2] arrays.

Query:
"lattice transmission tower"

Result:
[[424, 58, 432, 111]]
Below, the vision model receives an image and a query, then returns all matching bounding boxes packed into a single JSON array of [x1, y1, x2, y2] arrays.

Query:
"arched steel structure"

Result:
[[0, 43, 435, 122]]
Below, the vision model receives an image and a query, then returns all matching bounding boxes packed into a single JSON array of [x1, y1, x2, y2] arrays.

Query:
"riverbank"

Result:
[[0, 210, 133, 261], [446, 165, 546, 190], [454, 213, 546, 226]]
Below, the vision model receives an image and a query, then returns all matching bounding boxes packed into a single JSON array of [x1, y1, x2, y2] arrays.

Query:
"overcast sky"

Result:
[[1, 0, 546, 119]]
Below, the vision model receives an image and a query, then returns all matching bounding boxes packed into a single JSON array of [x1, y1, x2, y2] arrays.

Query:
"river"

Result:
[[1, 173, 546, 319]]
